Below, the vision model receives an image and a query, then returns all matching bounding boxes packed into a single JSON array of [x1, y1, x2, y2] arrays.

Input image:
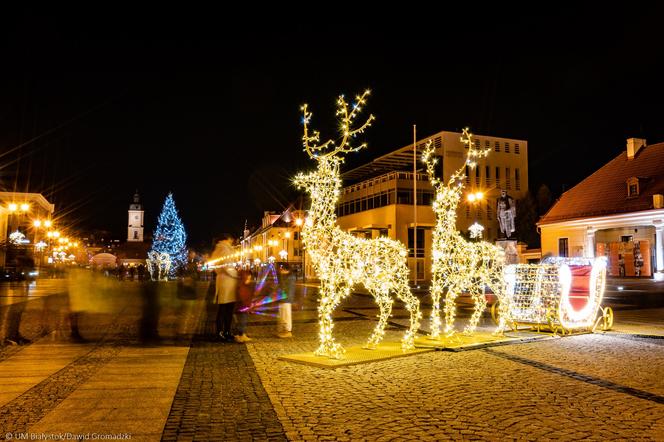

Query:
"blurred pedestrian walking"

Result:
[[212, 234, 238, 342], [276, 264, 295, 338]]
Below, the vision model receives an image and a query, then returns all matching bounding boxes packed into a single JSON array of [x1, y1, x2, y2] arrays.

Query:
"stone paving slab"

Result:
[[414, 330, 556, 351], [0, 342, 94, 407], [279, 342, 434, 368], [28, 346, 190, 438]]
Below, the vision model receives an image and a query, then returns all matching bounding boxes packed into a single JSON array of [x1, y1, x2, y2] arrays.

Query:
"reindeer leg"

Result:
[[464, 283, 487, 335], [314, 283, 344, 358], [490, 269, 509, 336], [396, 281, 421, 351], [365, 291, 392, 350], [443, 283, 459, 336], [429, 284, 444, 339]]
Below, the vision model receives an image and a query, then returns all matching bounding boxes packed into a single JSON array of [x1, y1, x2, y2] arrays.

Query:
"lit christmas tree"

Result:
[[151, 193, 188, 276]]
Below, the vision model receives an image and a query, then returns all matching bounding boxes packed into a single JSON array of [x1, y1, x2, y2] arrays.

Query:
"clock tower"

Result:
[[128, 191, 144, 242]]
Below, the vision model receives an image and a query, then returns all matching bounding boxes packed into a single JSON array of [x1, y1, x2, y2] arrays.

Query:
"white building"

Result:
[[128, 191, 144, 242]]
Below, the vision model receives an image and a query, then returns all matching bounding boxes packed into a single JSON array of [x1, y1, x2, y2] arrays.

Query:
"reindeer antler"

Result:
[[302, 90, 375, 160]]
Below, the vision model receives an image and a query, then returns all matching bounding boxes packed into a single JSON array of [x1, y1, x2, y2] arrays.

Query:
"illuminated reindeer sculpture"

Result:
[[422, 128, 510, 337], [294, 91, 422, 358]]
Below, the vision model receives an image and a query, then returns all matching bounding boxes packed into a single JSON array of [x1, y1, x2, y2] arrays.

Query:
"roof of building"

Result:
[[342, 143, 420, 182], [539, 142, 664, 224]]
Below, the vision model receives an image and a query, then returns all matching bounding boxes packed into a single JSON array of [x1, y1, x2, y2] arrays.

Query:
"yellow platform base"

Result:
[[414, 331, 553, 351], [279, 342, 434, 368]]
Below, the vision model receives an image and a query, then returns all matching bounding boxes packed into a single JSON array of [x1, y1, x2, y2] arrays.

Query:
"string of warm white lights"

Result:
[[503, 257, 608, 331], [147, 251, 171, 281], [295, 90, 421, 358], [422, 128, 511, 337]]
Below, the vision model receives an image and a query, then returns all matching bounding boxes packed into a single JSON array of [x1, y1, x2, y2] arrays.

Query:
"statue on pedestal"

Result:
[[496, 190, 516, 239]]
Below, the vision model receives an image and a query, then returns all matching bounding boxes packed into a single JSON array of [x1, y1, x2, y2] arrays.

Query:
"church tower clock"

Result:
[[128, 191, 144, 242]]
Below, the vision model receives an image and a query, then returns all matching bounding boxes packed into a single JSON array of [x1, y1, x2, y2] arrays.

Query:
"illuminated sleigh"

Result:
[[492, 257, 613, 334]]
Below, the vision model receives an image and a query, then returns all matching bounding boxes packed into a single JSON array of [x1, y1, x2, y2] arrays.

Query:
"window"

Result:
[[495, 167, 501, 187], [487, 202, 493, 220], [515, 168, 521, 190], [559, 238, 569, 257], [379, 229, 388, 237], [407, 227, 425, 258], [626, 177, 639, 198], [466, 205, 470, 218], [504, 142, 510, 153], [465, 166, 470, 185], [515, 143, 520, 154], [475, 167, 480, 185], [294, 232, 300, 240], [416, 260, 425, 280], [621, 235, 633, 243], [133, 231, 139, 239], [506, 167, 511, 190], [494, 141, 500, 152], [485, 166, 491, 185], [397, 190, 411, 204]]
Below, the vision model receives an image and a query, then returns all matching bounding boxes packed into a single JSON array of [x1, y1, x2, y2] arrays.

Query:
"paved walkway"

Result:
[[0, 279, 662, 440]]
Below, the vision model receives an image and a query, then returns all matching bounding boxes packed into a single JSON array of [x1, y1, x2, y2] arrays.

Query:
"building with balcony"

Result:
[[239, 209, 307, 277], [539, 138, 664, 279], [337, 130, 529, 282], [0, 192, 55, 271]]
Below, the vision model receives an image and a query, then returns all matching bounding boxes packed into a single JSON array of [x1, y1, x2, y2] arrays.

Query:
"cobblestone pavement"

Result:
[[162, 339, 286, 442], [246, 318, 664, 441]]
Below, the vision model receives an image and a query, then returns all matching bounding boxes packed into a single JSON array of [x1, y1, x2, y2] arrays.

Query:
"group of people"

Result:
[[211, 234, 295, 343]]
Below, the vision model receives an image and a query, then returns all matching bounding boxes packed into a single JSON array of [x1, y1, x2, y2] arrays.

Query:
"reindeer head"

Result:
[[294, 90, 375, 200]]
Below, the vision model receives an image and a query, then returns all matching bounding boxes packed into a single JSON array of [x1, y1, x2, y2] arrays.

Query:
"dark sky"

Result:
[[1, 6, 663, 250]]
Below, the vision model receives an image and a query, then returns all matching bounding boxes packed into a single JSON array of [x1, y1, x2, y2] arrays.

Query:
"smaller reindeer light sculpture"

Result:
[[294, 90, 422, 358], [422, 129, 511, 337]]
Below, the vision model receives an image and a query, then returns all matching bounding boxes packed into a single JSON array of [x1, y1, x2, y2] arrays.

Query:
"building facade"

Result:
[[337, 130, 529, 282], [239, 210, 307, 276], [0, 192, 55, 270], [539, 138, 664, 279]]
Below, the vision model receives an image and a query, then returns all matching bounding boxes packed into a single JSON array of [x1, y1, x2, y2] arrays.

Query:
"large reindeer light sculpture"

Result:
[[422, 128, 511, 337], [294, 90, 422, 358]]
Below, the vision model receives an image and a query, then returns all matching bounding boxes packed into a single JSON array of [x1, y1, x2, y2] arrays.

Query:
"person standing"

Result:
[[234, 268, 254, 343], [276, 264, 296, 338], [212, 235, 239, 342]]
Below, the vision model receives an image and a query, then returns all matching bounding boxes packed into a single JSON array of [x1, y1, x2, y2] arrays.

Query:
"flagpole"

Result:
[[413, 124, 417, 287]]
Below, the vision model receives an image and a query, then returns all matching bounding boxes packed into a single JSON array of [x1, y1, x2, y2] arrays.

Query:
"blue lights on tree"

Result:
[[151, 193, 188, 276]]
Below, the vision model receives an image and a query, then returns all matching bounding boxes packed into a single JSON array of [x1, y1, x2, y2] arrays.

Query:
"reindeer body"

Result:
[[423, 130, 511, 337], [295, 91, 421, 358]]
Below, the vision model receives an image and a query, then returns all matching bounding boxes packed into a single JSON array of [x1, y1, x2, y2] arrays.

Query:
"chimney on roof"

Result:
[[626, 138, 646, 159]]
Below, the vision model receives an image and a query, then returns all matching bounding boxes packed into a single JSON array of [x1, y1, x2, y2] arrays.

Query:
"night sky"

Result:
[[2, 7, 663, 250]]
